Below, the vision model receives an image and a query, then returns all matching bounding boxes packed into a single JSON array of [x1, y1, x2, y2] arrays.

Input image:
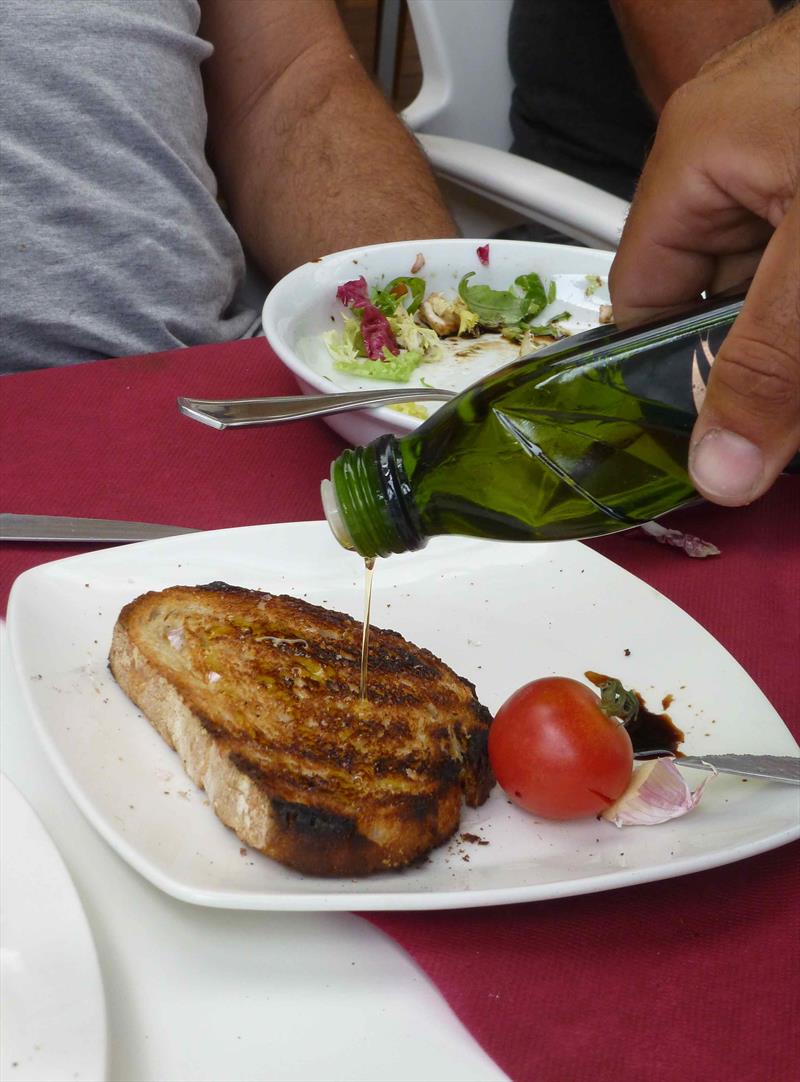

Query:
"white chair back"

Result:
[[402, 0, 514, 151], [399, 0, 628, 247]]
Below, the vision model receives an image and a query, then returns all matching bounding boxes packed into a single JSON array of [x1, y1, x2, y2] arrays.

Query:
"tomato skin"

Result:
[[488, 677, 634, 820]]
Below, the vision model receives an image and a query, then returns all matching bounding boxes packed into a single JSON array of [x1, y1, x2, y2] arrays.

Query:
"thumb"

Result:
[[689, 194, 800, 506]]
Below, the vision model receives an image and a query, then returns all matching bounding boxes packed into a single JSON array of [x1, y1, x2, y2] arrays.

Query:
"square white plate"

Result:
[[8, 522, 799, 911]]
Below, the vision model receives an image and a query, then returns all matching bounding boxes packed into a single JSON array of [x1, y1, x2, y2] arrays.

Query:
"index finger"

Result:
[[608, 136, 772, 325]]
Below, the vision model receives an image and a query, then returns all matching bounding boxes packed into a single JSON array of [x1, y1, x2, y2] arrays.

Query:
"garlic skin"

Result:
[[600, 757, 715, 828]]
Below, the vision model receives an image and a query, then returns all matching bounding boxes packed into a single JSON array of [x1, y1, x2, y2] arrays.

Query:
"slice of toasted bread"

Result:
[[109, 582, 494, 876]]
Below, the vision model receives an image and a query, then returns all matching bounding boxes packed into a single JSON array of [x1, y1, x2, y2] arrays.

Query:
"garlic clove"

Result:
[[600, 756, 715, 827]]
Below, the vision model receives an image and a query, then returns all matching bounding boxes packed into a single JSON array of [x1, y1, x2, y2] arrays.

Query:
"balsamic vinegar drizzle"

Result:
[[359, 557, 376, 701], [585, 671, 685, 757], [627, 694, 685, 758]]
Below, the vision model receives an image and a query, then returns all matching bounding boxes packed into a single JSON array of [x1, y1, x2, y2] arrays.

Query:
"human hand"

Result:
[[610, 8, 800, 506]]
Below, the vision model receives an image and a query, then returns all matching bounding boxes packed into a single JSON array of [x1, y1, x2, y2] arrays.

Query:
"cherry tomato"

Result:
[[488, 676, 633, 820]]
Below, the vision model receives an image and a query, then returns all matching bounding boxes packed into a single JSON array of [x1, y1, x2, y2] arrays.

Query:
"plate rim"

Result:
[[8, 522, 800, 912], [0, 772, 108, 1079]]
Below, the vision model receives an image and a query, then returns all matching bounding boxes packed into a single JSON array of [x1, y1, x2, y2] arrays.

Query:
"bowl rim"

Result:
[[261, 238, 616, 437]]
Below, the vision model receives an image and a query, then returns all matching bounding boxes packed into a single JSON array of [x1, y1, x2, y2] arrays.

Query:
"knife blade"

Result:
[[0, 514, 198, 544], [671, 754, 800, 785]]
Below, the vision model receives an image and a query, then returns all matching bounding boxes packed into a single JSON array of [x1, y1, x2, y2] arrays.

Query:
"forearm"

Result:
[[226, 46, 459, 276], [200, 0, 457, 281], [610, 0, 775, 112]]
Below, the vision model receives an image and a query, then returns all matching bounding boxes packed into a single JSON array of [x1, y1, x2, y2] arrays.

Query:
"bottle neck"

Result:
[[323, 435, 425, 559]]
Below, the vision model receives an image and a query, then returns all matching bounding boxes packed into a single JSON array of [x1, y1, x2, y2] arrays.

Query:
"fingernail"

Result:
[[689, 429, 764, 504]]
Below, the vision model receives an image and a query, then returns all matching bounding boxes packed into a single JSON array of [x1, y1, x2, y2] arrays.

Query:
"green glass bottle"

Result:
[[321, 293, 796, 558]]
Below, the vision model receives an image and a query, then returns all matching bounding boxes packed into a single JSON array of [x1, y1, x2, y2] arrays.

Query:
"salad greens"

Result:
[[370, 276, 425, 317], [457, 271, 544, 327], [584, 273, 603, 297], [325, 268, 576, 384]]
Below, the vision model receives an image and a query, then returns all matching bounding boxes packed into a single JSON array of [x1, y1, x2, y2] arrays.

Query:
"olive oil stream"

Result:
[[359, 557, 376, 700], [357, 564, 686, 759]]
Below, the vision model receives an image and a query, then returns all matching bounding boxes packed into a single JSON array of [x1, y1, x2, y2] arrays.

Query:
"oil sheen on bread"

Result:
[[109, 583, 494, 877]]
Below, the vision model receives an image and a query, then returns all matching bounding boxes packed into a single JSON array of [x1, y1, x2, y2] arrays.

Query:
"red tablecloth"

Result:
[[3, 342, 798, 1082]]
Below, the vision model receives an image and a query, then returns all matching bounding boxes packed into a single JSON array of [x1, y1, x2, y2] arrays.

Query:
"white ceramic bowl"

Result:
[[262, 238, 614, 446]]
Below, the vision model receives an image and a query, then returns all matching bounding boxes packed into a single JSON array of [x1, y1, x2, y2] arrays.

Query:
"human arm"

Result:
[[199, 0, 457, 282], [609, 0, 775, 112], [609, 6, 800, 506]]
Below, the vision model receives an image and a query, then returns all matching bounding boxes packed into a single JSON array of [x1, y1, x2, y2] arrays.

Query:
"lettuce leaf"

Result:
[[323, 317, 364, 364], [390, 402, 429, 419], [335, 275, 400, 359], [333, 348, 425, 383], [389, 304, 442, 358]]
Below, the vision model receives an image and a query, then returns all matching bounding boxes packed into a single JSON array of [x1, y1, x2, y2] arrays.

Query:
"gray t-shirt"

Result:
[[0, 0, 259, 372]]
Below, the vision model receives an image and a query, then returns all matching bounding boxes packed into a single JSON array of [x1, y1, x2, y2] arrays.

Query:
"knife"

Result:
[[659, 753, 800, 786], [0, 514, 198, 544]]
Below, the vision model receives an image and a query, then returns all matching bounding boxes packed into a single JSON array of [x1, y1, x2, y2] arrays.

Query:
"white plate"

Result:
[[0, 774, 107, 1082], [262, 238, 613, 445], [8, 522, 799, 912]]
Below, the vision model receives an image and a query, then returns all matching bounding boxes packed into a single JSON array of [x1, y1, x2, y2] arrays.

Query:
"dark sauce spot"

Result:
[[585, 672, 685, 758]]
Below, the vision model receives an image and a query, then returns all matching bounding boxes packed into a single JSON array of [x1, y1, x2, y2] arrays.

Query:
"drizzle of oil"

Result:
[[359, 557, 376, 701]]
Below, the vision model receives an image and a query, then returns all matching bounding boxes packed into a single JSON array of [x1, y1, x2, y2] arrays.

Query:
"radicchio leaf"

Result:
[[336, 276, 399, 359], [336, 276, 371, 308], [360, 307, 399, 358]]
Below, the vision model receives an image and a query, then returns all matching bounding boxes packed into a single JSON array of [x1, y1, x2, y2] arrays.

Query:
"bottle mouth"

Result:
[[321, 475, 355, 551], [322, 437, 424, 559]]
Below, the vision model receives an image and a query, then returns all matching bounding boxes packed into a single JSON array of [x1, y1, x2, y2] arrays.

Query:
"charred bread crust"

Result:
[[109, 584, 494, 877]]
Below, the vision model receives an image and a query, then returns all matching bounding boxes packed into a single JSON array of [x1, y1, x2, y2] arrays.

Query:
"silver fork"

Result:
[[177, 387, 454, 430]]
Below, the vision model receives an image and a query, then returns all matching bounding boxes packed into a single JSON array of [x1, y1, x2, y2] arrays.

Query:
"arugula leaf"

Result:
[[457, 273, 530, 327], [501, 324, 525, 342], [526, 311, 575, 335], [514, 273, 548, 318], [458, 271, 556, 328], [527, 311, 572, 335], [371, 276, 425, 316]]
